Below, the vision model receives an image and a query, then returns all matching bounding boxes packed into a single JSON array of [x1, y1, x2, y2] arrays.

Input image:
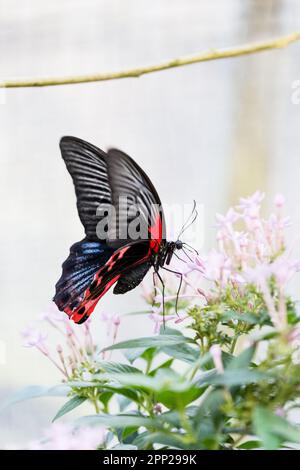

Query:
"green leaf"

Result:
[[124, 348, 146, 363], [140, 348, 156, 362], [96, 361, 141, 375], [105, 369, 186, 392], [66, 381, 99, 387], [194, 369, 217, 387], [237, 440, 262, 449], [221, 310, 270, 325], [0, 384, 70, 412], [67, 379, 141, 404], [158, 387, 202, 409], [227, 345, 256, 370], [124, 346, 157, 364], [202, 369, 268, 387], [161, 344, 199, 364], [97, 384, 140, 405], [287, 309, 300, 326], [99, 391, 113, 409], [117, 395, 131, 412], [149, 359, 173, 376], [192, 351, 233, 373], [158, 406, 198, 429], [52, 396, 87, 422], [77, 413, 159, 429], [105, 369, 202, 408], [122, 427, 139, 444], [102, 335, 193, 352], [253, 406, 300, 450], [193, 389, 225, 428], [134, 431, 193, 450], [159, 326, 184, 336]]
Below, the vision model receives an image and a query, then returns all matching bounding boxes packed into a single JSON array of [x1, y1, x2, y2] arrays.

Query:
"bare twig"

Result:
[[1, 31, 300, 88]]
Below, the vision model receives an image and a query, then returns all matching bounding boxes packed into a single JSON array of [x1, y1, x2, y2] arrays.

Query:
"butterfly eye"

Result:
[[175, 240, 183, 250]]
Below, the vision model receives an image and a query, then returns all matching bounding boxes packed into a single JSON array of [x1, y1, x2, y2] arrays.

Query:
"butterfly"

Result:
[[53, 136, 193, 324]]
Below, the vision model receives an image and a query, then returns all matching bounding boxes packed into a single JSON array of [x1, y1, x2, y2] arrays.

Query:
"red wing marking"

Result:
[[149, 213, 163, 253], [65, 274, 120, 323], [64, 243, 152, 324]]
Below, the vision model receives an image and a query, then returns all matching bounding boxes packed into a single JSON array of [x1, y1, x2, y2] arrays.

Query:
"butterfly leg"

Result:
[[161, 266, 183, 315], [154, 268, 166, 327]]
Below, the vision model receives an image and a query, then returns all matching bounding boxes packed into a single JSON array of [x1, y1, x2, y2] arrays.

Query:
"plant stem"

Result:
[[92, 398, 100, 414], [230, 336, 238, 354], [1, 32, 300, 88]]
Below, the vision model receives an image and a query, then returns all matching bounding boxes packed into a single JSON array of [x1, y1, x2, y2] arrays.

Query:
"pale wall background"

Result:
[[1, 0, 300, 447]]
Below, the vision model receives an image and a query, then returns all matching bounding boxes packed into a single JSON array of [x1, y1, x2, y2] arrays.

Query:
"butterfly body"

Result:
[[53, 136, 183, 324]]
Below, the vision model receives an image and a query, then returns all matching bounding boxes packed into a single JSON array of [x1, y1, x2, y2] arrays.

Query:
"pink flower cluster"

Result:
[[147, 192, 300, 334], [20, 303, 121, 378], [195, 192, 299, 330], [29, 423, 106, 450]]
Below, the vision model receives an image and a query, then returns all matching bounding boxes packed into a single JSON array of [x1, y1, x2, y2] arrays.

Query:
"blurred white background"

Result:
[[1, 0, 300, 447]]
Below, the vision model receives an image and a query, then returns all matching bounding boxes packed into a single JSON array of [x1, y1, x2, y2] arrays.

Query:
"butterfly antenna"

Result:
[[176, 200, 196, 239], [177, 200, 198, 240]]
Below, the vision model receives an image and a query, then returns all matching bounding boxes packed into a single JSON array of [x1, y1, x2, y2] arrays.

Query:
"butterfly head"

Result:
[[175, 240, 183, 250]]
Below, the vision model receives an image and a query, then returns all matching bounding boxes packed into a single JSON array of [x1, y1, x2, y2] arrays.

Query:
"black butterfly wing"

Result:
[[113, 262, 151, 295], [53, 239, 114, 312], [54, 136, 165, 323], [106, 148, 165, 249], [65, 240, 152, 324], [59, 136, 165, 247], [59, 136, 111, 241]]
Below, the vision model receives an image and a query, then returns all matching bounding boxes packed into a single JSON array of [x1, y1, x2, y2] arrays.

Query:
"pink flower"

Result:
[[184, 255, 205, 276], [270, 257, 295, 286], [29, 423, 106, 450], [204, 250, 231, 284], [149, 312, 165, 333], [140, 281, 154, 304], [153, 404, 163, 414], [274, 193, 285, 208], [100, 312, 121, 336], [39, 302, 67, 323], [215, 208, 239, 231], [210, 345, 224, 373], [287, 326, 300, 342], [21, 325, 48, 349], [242, 264, 271, 286], [149, 311, 177, 333], [274, 407, 285, 418], [238, 191, 265, 212], [292, 259, 300, 272]]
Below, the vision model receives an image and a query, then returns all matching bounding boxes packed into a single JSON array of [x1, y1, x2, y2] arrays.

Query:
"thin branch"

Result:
[[1, 31, 300, 88]]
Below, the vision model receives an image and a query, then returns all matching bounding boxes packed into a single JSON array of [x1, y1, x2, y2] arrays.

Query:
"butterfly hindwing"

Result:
[[113, 261, 152, 295], [66, 240, 152, 324], [54, 239, 114, 311]]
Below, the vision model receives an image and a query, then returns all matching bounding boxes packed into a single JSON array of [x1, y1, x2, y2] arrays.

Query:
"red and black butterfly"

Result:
[[53, 136, 187, 324]]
